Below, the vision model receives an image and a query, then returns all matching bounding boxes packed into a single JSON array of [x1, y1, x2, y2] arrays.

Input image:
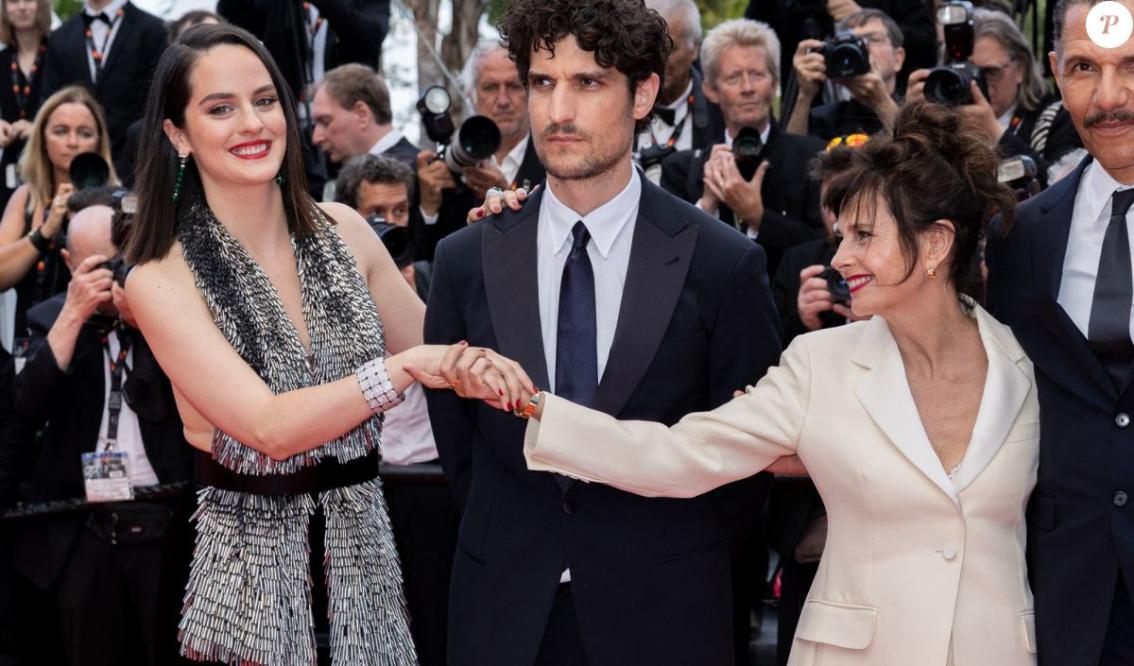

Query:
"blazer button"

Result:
[[1115, 491, 1129, 507], [941, 546, 958, 561], [562, 498, 576, 515], [1117, 413, 1131, 428]]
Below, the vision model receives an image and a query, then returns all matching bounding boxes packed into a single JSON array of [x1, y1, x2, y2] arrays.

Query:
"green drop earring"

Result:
[[171, 153, 188, 202], [275, 171, 286, 186]]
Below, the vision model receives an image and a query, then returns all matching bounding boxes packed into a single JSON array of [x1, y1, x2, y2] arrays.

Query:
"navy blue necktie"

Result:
[[555, 221, 598, 407], [1088, 189, 1134, 386]]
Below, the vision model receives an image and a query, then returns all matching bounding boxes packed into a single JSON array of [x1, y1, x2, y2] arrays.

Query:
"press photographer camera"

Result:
[[923, 2, 989, 106], [998, 155, 1040, 202], [732, 126, 767, 181], [786, 9, 905, 140], [416, 85, 502, 175]]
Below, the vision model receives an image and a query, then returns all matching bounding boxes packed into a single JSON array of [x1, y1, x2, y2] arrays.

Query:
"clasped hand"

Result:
[[405, 343, 536, 411]]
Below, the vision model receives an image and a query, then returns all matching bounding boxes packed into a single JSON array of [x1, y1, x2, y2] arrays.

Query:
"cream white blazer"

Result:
[[524, 304, 1039, 665]]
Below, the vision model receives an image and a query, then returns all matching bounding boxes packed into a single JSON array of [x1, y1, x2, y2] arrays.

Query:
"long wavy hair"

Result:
[[126, 23, 314, 265], [19, 86, 117, 210]]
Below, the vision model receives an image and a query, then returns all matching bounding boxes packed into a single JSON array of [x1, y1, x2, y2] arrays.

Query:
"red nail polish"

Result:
[[476, 209, 485, 219]]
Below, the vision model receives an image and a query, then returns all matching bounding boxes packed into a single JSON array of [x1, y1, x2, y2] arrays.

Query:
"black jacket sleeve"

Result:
[[310, 0, 390, 69]]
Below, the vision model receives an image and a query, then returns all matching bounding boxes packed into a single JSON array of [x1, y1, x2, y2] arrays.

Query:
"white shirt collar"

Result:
[[543, 168, 641, 260], [997, 104, 1017, 130], [1079, 159, 1134, 229], [85, 0, 127, 17], [368, 128, 403, 156], [724, 123, 771, 148], [495, 134, 530, 182]]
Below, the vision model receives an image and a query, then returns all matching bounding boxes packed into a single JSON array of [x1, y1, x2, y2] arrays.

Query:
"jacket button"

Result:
[[562, 499, 576, 515], [1116, 491, 1129, 507], [1117, 413, 1131, 428], [941, 546, 958, 561]]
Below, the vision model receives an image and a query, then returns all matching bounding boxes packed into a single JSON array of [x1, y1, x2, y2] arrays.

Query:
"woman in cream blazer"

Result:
[[441, 104, 1039, 665], [523, 305, 1038, 665]]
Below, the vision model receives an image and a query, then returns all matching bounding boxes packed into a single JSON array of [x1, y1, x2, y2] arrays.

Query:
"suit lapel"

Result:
[[482, 189, 551, 393], [1028, 157, 1117, 399], [949, 305, 1032, 491], [593, 176, 697, 416], [852, 316, 959, 505], [94, 5, 134, 89]]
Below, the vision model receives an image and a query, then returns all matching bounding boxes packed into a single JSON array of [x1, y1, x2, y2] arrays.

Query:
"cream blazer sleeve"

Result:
[[523, 335, 811, 499]]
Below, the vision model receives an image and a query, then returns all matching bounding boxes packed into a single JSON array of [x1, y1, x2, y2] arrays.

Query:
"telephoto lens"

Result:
[[444, 116, 502, 172]]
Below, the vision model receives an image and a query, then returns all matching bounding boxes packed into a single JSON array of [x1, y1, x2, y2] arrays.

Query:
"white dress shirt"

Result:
[[1058, 160, 1134, 340], [537, 167, 640, 582], [95, 330, 159, 487], [421, 135, 530, 226], [368, 129, 405, 157], [83, 0, 128, 84], [380, 383, 439, 466]]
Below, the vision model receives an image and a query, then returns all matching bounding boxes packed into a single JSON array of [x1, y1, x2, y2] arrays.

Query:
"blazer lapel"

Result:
[[482, 189, 551, 393], [852, 316, 959, 505], [592, 174, 697, 416], [949, 305, 1033, 492], [95, 5, 135, 89], [1028, 156, 1117, 399]]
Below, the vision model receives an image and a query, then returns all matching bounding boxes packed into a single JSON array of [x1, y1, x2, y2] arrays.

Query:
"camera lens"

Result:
[[925, 65, 973, 106], [445, 115, 502, 171]]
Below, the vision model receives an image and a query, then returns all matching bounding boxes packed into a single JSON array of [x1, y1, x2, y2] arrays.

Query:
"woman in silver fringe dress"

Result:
[[120, 25, 484, 665]]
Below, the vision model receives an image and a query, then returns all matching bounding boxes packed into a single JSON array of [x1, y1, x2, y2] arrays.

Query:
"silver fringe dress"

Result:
[[174, 198, 418, 665]]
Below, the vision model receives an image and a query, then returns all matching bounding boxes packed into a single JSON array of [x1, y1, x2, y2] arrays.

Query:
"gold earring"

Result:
[[927, 266, 937, 279]]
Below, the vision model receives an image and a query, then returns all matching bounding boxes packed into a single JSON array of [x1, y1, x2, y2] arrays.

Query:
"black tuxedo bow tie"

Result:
[[653, 106, 677, 126], [83, 12, 111, 26]]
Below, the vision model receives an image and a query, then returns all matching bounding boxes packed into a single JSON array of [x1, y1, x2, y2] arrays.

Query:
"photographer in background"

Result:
[[661, 19, 825, 276], [908, 7, 1082, 186], [635, 0, 725, 182], [745, 0, 935, 92], [334, 152, 459, 666], [415, 41, 544, 260], [785, 9, 905, 139], [10, 204, 194, 666]]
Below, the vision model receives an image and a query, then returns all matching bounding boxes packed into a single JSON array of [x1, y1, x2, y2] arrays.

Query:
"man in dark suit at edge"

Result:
[[985, 0, 1134, 662], [424, 1, 783, 664]]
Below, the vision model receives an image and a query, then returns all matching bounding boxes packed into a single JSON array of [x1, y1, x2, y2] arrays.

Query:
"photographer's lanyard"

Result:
[[83, 8, 124, 85], [100, 330, 131, 450], [9, 43, 44, 120], [648, 91, 697, 151]]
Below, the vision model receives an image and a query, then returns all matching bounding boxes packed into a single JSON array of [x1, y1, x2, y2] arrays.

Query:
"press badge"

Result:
[[82, 450, 133, 502]]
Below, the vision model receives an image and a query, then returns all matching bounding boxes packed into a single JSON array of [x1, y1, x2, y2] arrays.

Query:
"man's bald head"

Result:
[[64, 205, 116, 271]]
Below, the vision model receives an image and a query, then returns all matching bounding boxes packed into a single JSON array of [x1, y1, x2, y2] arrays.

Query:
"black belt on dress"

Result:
[[196, 449, 380, 496]]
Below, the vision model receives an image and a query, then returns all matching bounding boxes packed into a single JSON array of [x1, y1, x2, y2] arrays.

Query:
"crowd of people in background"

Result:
[[0, 0, 1102, 664]]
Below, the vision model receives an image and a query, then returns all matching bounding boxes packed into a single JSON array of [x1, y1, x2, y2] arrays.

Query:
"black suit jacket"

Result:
[[660, 124, 825, 276], [217, 0, 390, 102], [986, 156, 1132, 665], [10, 295, 193, 590], [424, 172, 782, 666], [424, 136, 546, 260], [41, 2, 167, 179]]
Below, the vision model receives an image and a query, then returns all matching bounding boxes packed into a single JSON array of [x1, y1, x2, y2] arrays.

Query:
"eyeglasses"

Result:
[[859, 31, 892, 46]]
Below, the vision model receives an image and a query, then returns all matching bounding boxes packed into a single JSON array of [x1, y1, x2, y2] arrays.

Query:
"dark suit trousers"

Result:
[[54, 509, 192, 666], [534, 584, 590, 666], [1102, 574, 1134, 665]]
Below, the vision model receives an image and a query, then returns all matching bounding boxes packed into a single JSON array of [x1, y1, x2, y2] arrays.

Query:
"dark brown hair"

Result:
[[335, 154, 415, 210], [500, 0, 672, 134], [126, 24, 314, 265], [808, 145, 858, 183], [319, 63, 393, 126], [168, 10, 224, 42], [823, 101, 1016, 300]]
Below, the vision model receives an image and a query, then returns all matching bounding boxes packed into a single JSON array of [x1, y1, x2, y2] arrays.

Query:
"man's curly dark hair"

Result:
[[500, 0, 673, 134]]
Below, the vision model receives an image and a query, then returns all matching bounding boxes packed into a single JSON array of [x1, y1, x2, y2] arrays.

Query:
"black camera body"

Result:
[[819, 266, 851, 305], [638, 143, 675, 171], [998, 155, 1041, 201], [732, 126, 766, 181], [366, 216, 414, 268], [821, 32, 871, 80], [925, 61, 988, 106], [925, 1, 989, 107], [416, 85, 502, 174]]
